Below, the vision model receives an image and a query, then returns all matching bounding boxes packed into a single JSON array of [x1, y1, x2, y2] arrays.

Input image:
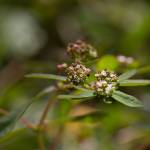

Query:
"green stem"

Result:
[[37, 132, 45, 150], [37, 93, 57, 150], [38, 96, 56, 128]]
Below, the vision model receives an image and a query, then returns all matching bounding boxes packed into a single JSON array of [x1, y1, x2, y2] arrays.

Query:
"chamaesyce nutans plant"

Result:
[[1, 40, 150, 150], [26, 40, 150, 107]]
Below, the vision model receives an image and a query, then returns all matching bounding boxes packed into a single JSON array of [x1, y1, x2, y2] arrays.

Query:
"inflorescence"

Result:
[[92, 70, 118, 96], [64, 40, 118, 97], [66, 62, 91, 85], [67, 40, 98, 61]]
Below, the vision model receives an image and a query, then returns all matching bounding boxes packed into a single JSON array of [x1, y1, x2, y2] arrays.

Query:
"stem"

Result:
[[37, 132, 45, 150], [20, 117, 35, 129], [0, 108, 34, 129], [37, 93, 57, 150], [38, 95, 56, 128], [50, 125, 64, 150]]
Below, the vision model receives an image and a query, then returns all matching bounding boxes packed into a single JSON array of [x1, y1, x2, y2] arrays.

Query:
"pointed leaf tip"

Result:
[[112, 90, 143, 107], [118, 69, 137, 82]]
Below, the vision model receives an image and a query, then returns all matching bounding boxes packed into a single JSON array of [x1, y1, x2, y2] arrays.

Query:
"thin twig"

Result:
[[38, 95, 56, 128], [20, 117, 35, 129], [37, 93, 57, 150], [37, 132, 45, 150]]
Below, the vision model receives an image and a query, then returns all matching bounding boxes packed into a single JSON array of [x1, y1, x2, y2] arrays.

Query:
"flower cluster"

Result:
[[92, 70, 118, 96], [117, 55, 134, 65], [66, 62, 91, 85], [67, 40, 98, 60]]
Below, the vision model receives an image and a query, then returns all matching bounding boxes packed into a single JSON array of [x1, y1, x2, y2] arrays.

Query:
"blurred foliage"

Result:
[[96, 55, 119, 71], [0, 0, 150, 150]]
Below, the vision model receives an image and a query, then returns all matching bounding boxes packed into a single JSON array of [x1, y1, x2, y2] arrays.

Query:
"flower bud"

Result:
[[66, 62, 91, 85], [67, 40, 98, 60], [57, 63, 68, 71], [95, 70, 118, 82]]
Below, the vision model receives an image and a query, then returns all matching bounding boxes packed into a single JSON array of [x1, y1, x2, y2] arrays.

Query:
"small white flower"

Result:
[[101, 70, 107, 76], [76, 64, 81, 69], [110, 73, 115, 78], [97, 88, 103, 92], [101, 80, 107, 85], [96, 81, 102, 87], [105, 84, 113, 94], [126, 57, 133, 64], [95, 73, 99, 77], [117, 55, 126, 63], [90, 50, 97, 57], [117, 55, 134, 65]]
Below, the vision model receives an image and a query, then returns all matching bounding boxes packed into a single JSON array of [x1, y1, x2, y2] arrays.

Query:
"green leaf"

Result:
[[118, 69, 137, 82], [25, 73, 66, 81], [0, 128, 38, 150], [50, 110, 107, 125], [70, 110, 106, 122], [58, 91, 95, 100], [138, 65, 150, 74], [35, 86, 56, 98], [120, 80, 150, 86], [0, 114, 16, 137], [0, 98, 36, 137], [112, 91, 143, 107], [96, 55, 119, 71]]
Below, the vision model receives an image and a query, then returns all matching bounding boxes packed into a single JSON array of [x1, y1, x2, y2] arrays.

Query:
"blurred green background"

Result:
[[0, 0, 150, 150]]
